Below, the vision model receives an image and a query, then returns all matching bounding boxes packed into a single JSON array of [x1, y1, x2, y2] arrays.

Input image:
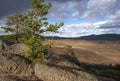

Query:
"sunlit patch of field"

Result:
[[45, 39, 120, 64]]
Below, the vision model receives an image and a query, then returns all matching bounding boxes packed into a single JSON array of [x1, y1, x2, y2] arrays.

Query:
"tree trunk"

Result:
[[16, 25, 19, 42]]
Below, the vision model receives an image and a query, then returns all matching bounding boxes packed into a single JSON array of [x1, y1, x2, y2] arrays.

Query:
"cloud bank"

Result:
[[0, 0, 30, 19], [0, 0, 120, 37]]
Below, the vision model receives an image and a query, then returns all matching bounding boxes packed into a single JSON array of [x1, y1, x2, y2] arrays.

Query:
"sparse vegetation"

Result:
[[64, 45, 74, 56]]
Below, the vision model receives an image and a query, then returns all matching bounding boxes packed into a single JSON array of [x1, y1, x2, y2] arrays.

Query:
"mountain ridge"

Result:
[[79, 34, 120, 41], [46, 34, 120, 41], [1, 34, 120, 41]]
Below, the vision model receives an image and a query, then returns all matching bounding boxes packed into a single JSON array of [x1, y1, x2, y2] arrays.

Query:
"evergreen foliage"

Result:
[[23, 35, 53, 62], [2, 0, 63, 62], [64, 45, 74, 56]]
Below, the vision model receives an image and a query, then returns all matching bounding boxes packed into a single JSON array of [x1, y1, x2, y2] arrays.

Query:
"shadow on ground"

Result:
[[47, 54, 120, 81]]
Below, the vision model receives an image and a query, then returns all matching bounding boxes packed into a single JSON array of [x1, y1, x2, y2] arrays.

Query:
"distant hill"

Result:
[[79, 34, 120, 41], [46, 34, 120, 41], [1, 34, 120, 41]]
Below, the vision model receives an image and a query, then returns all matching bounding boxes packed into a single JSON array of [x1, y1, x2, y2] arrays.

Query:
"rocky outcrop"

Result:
[[35, 64, 98, 81], [0, 76, 42, 81], [35, 55, 116, 81], [4, 43, 29, 54], [97, 77, 116, 81], [0, 53, 116, 81], [0, 53, 42, 81], [0, 53, 33, 77], [0, 41, 117, 81], [0, 40, 7, 53], [0, 77, 23, 81], [0, 39, 29, 54]]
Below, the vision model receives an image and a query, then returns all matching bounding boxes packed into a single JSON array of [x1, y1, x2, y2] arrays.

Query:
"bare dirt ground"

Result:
[[45, 39, 120, 64]]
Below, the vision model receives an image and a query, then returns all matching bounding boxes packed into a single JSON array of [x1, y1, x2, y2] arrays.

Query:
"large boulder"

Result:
[[34, 54, 116, 81], [0, 76, 42, 81], [0, 77, 23, 81], [3, 43, 29, 54], [0, 53, 33, 77], [35, 64, 99, 81], [97, 77, 116, 81], [34, 55, 98, 81], [0, 40, 7, 53], [0, 40, 28, 54]]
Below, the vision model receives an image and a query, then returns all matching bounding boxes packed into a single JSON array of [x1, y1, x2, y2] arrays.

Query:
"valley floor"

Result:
[[45, 39, 120, 64]]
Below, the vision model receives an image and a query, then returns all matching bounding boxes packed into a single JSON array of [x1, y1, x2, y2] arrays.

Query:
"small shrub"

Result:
[[64, 45, 74, 56]]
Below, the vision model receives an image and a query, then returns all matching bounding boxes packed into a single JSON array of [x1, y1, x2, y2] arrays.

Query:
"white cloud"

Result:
[[72, 11, 79, 17], [109, 10, 120, 20], [1, 0, 120, 36], [82, 0, 117, 19], [94, 20, 120, 29], [0, 20, 6, 35], [47, 0, 86, 19], [47, 0, 120, 20], [45, 19, 120, 37]]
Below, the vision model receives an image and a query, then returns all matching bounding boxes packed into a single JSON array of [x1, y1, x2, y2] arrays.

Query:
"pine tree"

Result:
[[2, 0, 64, 62], [2, 13, 25, 42]]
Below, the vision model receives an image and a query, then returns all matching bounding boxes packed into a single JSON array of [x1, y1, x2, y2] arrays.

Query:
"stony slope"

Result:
[[0, 40, 118, 81]]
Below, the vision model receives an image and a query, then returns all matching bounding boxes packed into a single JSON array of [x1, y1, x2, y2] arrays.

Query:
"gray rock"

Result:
[[4, 43, 29, 54], [0, 40, 7, 53], [35, 63, 98, 81], [97, 77, 116, 81], [0, 77, 23, 81], [46, 54, 80, 68], [35, 55, 116, 81], [0, 40, 28, 55], [35, 55, 99, 81], [0, 53, 33, 77], [0, 41, 117, 81], [0, 76, 42, 81]]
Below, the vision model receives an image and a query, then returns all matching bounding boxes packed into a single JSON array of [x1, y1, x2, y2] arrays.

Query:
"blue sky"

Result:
[[0, 0, 120, 37]]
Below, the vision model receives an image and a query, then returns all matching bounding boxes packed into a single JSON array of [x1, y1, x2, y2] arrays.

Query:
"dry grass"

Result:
[[45, 39, 120, 64]]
